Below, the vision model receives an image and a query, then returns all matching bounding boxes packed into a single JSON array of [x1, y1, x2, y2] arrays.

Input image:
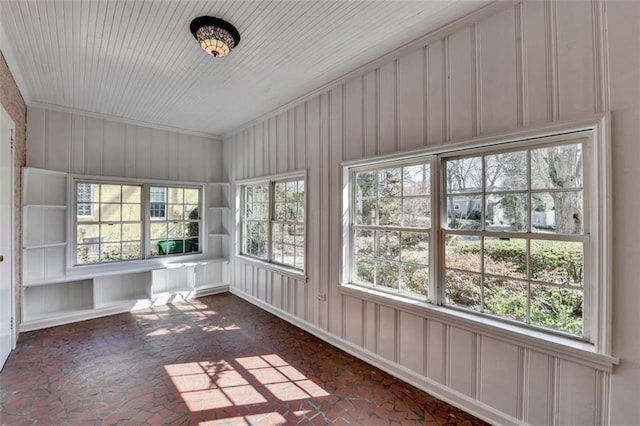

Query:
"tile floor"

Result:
[[0, 293, 489, 425]]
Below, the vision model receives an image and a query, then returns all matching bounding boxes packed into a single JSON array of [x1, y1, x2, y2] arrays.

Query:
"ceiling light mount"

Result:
[[190, 16, 240, 58]]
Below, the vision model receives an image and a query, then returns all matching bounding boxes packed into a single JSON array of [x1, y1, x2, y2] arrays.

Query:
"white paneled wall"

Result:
[[26, 107, 222, 182], [223, 2, 639, 425]]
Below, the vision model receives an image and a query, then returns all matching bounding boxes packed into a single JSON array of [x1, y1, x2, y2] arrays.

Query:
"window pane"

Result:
[[122, 185, 141, 203], [122, 224, 141, 241], [400, 232, 428, 265], [122, 242, 142, 260], [403, 164, 430, 196], [532, 191, 583, 235], [376, 231, 400, 260], [186, 221, 199, 239], [446, 157, 482, 194], [531, 240, 583, 286], [356, 171, 377, 199], [445, 235, 481, 272], [103, 243, 122, 261], [100, 203, 121, 222], [274, 182, 285, 202], [168, 222, 184, 238], [184, 188, 199, 204], [376, 261, 399, 289], [446, 195, 482, 230], [244, 221, 267, 259], [77, 245, 99, 264], [168, 188, 183, 204], [185, 205, 199, 220], [483, 238, 527, 280], [151, 223, 167, 239], [400, 264, 428, 297], [485, 151, 527, 191], [531, 143, 583, 190], [100, 185, 121, 203], [101, 224, 121, 243], [486, 193, 527, 232], [355, 259, 374, 285], [403, 197, 430, 228], [122, 204, 141, 222], [296, 203, 305, 222], [77, 204, 98, 222], [530, 284, 582, 335], [378, 198, 401, 226], [378, 168, 401, 197], [356, 199, 376, 225], [150, 187, 166, 202], [77, 224, 99, 244], [484, 277, 527, 322], [445, 270, 481, 310], [354, 229, 374, 257]]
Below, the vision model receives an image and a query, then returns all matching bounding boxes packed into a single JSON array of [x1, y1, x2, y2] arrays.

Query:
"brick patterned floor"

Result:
[[0, 293, 489, 425]]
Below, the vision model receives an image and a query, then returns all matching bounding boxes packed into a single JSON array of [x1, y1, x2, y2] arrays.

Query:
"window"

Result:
[[240, 176, 306, 272], [74, 181, 202, 265], [443, 142, 586, 335], [150, 186, 201, 257], [344, 126, 608, 342], [149, 187, 167, 219], [272, 180, 305, 270], [77, 183, 93, 217], [351, 162, 431, 298], [76, 183, 143, 264], [241, 184, 269, 259]]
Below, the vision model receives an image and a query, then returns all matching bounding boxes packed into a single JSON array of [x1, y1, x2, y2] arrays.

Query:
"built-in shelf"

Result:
[[21, 167, 233, 331], [21, 301, 140, 332]]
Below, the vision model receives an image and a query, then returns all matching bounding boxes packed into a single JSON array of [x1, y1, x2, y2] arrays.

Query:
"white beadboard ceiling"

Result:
[[1, 0, 492, 137]]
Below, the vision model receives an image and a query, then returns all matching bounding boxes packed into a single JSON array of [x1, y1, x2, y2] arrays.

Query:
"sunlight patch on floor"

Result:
[[165, 354, 329, 418]]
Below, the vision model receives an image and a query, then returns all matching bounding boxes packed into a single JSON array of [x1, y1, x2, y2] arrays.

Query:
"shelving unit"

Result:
[[21, 168, 233, 331], [197, 182, 231, 296], [22, 169, 68, 286]]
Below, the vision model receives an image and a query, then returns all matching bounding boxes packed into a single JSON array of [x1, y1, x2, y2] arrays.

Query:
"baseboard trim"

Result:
[[230, 287, 524, 426]]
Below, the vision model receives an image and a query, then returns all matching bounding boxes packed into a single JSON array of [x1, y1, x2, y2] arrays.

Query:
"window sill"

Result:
[[235, 255, 307, 281], [65, 253, 213, 278], [340, 283, 618, 372]]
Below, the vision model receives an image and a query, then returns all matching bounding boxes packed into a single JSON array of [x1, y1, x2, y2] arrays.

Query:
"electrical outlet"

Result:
[[317, 293, 327, 302]]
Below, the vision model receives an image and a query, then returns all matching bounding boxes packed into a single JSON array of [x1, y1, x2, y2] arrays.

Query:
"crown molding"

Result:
[[223, 1, 516, 140], [28, 101, 222, 142]]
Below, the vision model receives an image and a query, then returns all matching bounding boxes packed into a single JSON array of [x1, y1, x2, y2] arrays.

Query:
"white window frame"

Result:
[[69, 175, 205, 270], [341, 115, 612, 356], [348, 158, 434, 300], [148, 185, 202, 258], [236, 170, 307, 277]]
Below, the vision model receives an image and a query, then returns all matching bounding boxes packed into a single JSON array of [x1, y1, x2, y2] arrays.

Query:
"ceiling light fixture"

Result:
[[190, 16, 240, 58]]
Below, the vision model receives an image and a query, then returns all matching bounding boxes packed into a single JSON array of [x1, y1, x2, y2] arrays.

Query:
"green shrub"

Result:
[[453, 239, 583, 285], [448, 237, 583, 334]]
